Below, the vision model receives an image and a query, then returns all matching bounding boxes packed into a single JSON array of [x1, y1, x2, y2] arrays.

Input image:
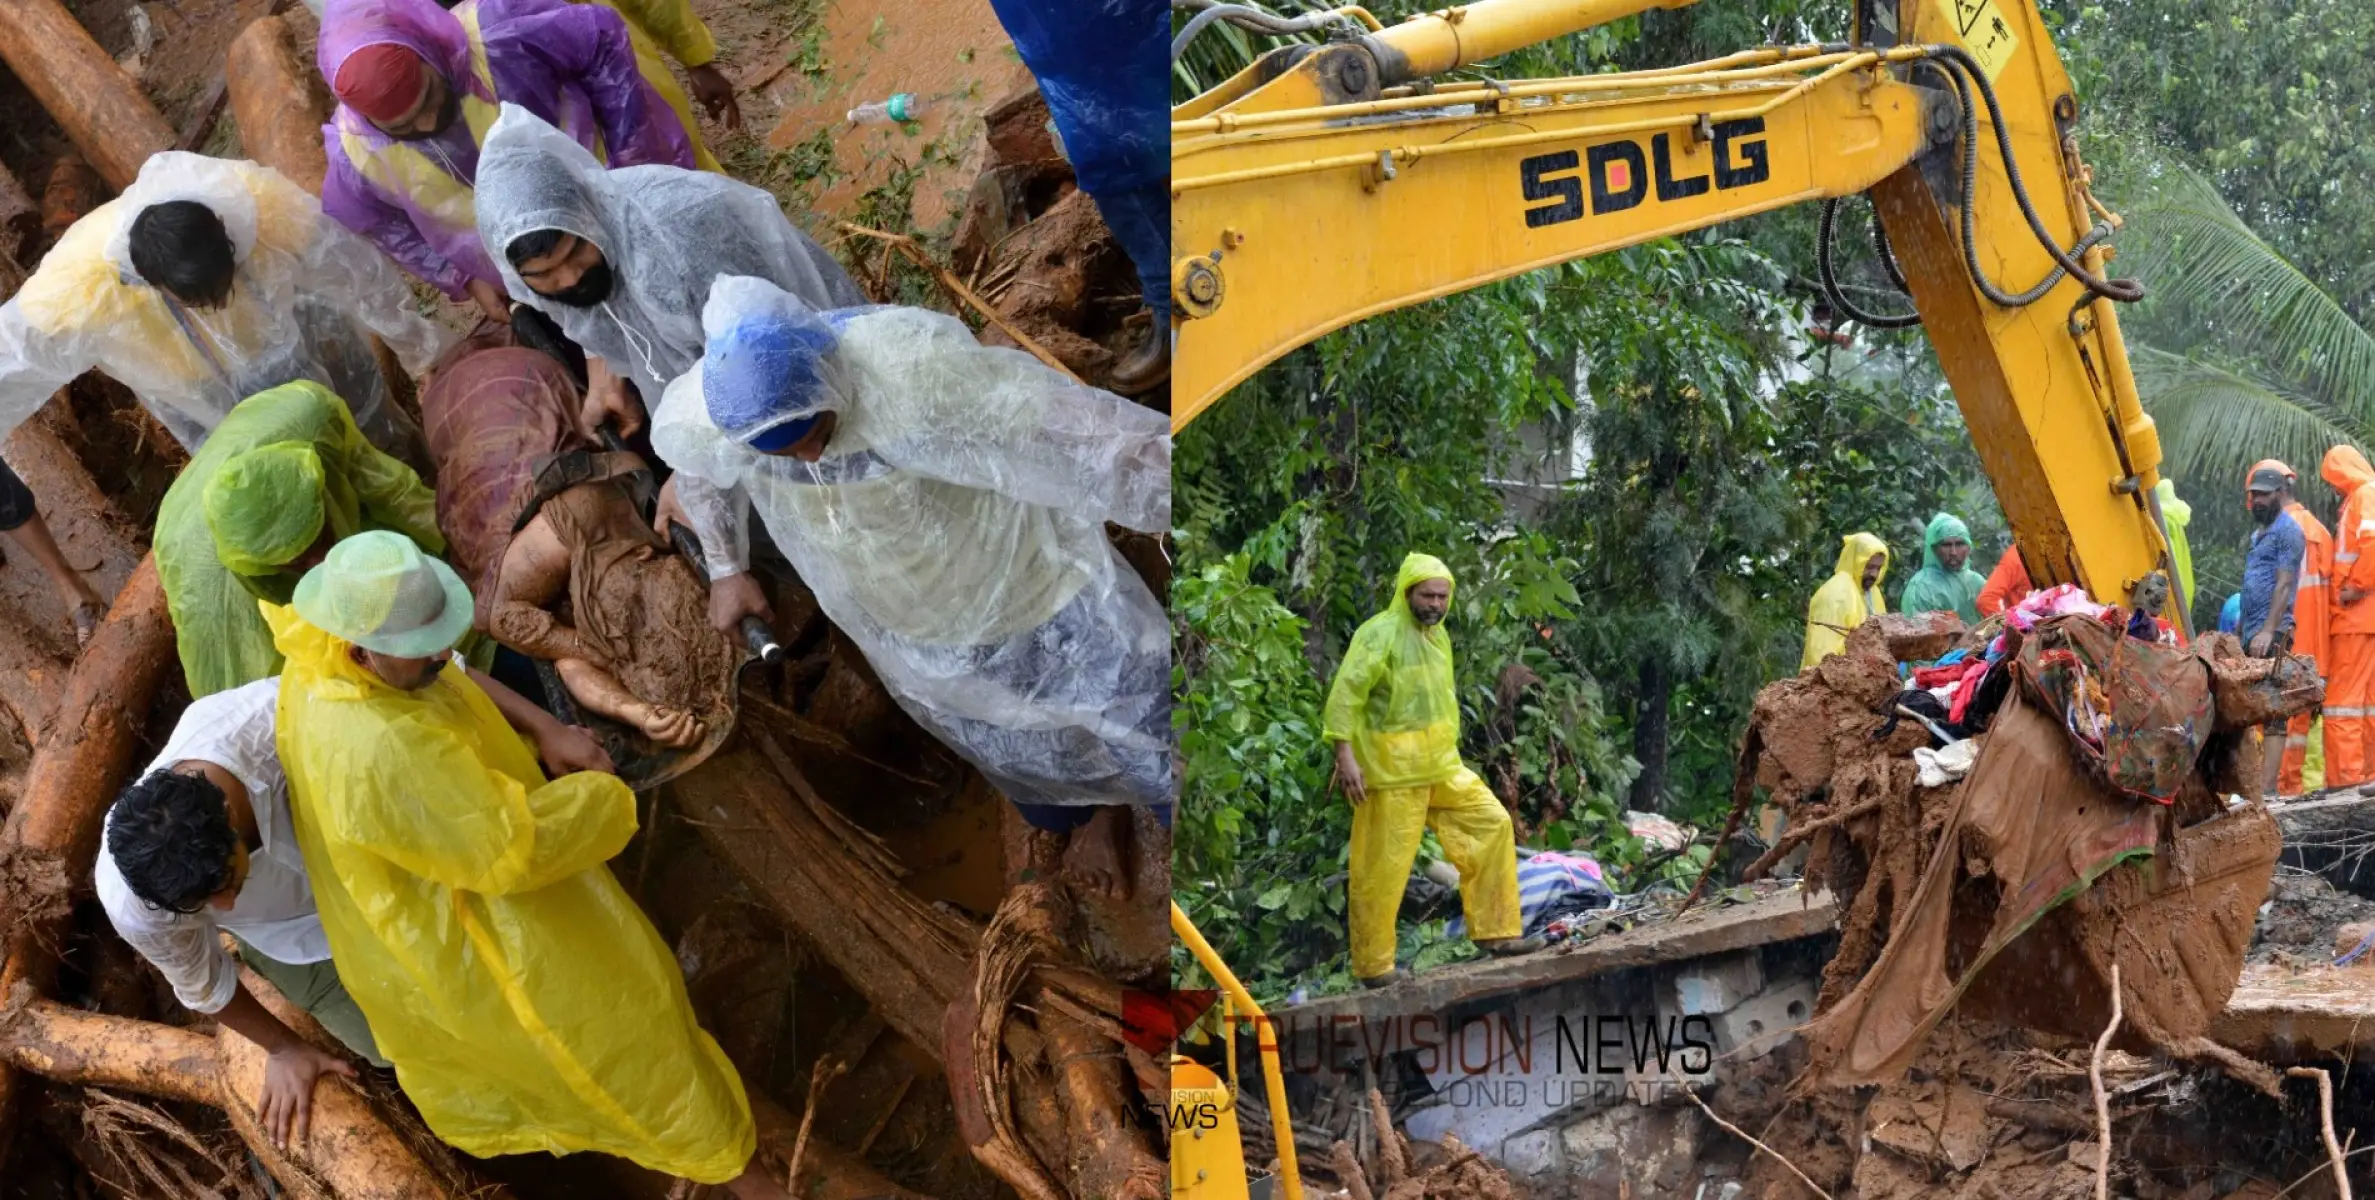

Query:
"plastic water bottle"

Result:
[[847, 93, 926, 125]]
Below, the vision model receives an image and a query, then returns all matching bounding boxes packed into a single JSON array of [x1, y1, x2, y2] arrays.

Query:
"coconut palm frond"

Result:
[[2119, 163, 2375, 427], [2133, 346, 2365, 491]]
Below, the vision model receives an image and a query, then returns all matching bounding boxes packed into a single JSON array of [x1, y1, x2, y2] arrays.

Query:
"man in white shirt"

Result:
[[97, 676, 383, 1148]]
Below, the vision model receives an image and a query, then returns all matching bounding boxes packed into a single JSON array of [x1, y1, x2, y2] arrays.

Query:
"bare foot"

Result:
[[1061, 806, 1130, 903]]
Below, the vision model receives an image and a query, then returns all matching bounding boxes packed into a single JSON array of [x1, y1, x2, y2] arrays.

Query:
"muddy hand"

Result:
[[639, 705, 705, 749], [687, 64, 742, 132], [708, 571, 774, 635], [263, 1042, 355, 1149], [536, 722, 615, 776]]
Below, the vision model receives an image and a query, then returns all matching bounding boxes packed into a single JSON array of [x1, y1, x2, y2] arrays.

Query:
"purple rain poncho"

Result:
[[318, 0, 692, 299]]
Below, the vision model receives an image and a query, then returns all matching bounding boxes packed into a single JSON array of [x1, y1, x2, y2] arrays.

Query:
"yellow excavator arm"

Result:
[[1170, 0, 2188, 627]]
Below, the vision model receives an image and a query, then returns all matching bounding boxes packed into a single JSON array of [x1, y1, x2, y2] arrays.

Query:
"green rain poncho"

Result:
[[155, 380, 443, 697], [1802, 532, 1891, 670], [1898, 513, 1988, 625], [1323, 553, 1463, 792]]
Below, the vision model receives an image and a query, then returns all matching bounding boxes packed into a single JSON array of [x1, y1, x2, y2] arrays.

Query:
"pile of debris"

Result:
[[1706, 595, 2345, 1198]]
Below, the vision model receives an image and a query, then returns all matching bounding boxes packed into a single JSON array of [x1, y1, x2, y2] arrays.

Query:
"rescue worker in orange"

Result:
[[1976, 545, 2031, 618], [2259, 459, 2333, 794], [2321, 446, 2375, 788]]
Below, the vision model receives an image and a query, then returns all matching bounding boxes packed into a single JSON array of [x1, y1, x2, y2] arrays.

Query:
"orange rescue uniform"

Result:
[[2321, 447, 2375, 787], [1976, 546, 2031, 618], [2284, 497, 2334, 793]]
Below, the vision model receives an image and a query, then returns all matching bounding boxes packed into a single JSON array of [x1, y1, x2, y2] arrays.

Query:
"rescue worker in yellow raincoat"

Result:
[[269, 531, 790, 1199], [1324, 553, 1535, 989], [1801, 532, 1890, 670]]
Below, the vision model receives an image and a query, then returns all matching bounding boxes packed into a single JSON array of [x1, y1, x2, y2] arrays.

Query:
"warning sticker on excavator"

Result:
[[1939, 0, 2019, 82]]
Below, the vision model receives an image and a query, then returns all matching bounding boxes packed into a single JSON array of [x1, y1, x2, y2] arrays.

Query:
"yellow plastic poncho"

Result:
[[1323, 553, 1464, 792], [156, 381, 444, 698], [267, 604, 755, 1180], [588, 0, 725, 170], [1801, 532, 1891, 670]]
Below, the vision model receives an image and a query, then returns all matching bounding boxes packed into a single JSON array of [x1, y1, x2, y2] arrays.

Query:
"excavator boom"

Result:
[[1170, 0, 2183, 622]]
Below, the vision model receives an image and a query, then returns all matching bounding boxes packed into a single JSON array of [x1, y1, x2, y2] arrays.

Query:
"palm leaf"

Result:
[[2133, 347, 2365, 490], [2119, 161, 2375, 426]]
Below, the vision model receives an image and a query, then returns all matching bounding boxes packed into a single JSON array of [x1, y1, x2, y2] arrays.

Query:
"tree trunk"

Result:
[[0, 0, 174, 190], [226, 14, 333, 194], [1628, 653, 1671, 812]]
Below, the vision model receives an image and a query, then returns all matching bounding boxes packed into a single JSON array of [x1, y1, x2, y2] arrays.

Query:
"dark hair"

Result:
[[510, 303, 588, 389], [107, 769, 239, 914], [127, 201, 237, 308], [505, 228, 571, 271]]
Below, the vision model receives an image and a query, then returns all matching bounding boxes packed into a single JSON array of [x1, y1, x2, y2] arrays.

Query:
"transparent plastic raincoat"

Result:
[[157, 381, 443, 698], [318, 0, 697, 300], [266, 603, 755, 1179], [650, 277, 1172, 807], [1897, 513, 1987, 624], [1322, 553, 1465, 792], [1802, 532, 1890, 670], [0, 154, 446, 454], [474, 103, 864, 404]]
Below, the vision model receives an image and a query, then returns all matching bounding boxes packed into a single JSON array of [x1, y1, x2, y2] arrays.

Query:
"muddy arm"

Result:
[[487, 513, 608, 665]]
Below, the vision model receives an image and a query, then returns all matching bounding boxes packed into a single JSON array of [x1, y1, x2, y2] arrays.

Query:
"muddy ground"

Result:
[[0, 0, 1161, 1195]]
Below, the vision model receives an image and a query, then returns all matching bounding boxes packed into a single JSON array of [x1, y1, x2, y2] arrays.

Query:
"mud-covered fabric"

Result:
[[651, 283, 1172, 808], [0, 455, 33, 532], [416, 321, 593, 600], [0, 154, 446, 456], [2014, 613, 2214, 805], [474, 103, 863, 404]]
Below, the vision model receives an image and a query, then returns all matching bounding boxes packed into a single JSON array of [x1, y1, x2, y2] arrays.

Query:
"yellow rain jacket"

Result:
[[268, 605, 754, 1180], [1323, 553, 1464, 792], [1802, 532, 1891, 670]]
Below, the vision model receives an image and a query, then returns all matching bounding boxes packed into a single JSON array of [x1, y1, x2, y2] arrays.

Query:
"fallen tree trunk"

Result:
[[0, 993, 483, 1198], [685, 728, 978, 1056], [750, 1091, 936, 1200], [0, 557, 177, 1160], [0, 0, 175, 190], [227, 13, 332, 194]]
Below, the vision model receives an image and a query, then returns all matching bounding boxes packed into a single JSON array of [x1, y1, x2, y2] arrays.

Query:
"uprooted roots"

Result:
[[1321, 1090, 1516, 1200]]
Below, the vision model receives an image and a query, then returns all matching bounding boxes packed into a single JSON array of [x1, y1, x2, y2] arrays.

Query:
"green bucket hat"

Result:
[[203, 442, 327, 578], [293, 530, 475, 658]]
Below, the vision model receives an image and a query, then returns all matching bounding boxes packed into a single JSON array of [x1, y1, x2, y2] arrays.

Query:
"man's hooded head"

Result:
[[318, 0, 482, 140], [477, 104, 618, 308], [2324, 445, 2375, 504], [204, 441, 333, 579], [1921, 512, 1973, 574], [1835, 531, 1889, 591], [1392, 553, 1455, 629], [700, 276, 850, 462]]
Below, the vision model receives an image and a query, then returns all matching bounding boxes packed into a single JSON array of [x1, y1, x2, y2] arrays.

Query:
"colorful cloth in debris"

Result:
[[2015, 613, 2213, 805], [1447, 850, 1611, 938]]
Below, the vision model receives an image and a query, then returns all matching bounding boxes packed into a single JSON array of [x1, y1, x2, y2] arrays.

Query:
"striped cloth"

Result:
[[1447, 851, 1610, 938]]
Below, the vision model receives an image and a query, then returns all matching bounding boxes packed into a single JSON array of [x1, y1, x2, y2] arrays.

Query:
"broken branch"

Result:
[[1683, 1086, 1833, 1200], [2091, 963, 2122, 1200], [2285, 1066, 2351, 1200]]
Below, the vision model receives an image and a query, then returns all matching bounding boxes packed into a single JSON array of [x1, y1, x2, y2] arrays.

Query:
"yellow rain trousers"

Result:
[[1801, 532, 1891, 670], [267, 605, 755, 1181], [1324, 553, 1520, 978]]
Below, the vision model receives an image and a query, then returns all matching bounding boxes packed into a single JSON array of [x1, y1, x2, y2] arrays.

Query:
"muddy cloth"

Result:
[[318, 0, 698, 299], [1808, 696, 2166, 1087], [0, 454, 31, 531], [265, 602, 756, 1180], [417, 321, 593, 595], [0, 153, 445, 456], [2015, 614, 2213, 805], [489, 470, 739, 731], [474, 103, 864, 405]]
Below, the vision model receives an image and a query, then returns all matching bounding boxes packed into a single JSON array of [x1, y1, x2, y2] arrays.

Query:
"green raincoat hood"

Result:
[[1919, 512, 1972, 571]]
